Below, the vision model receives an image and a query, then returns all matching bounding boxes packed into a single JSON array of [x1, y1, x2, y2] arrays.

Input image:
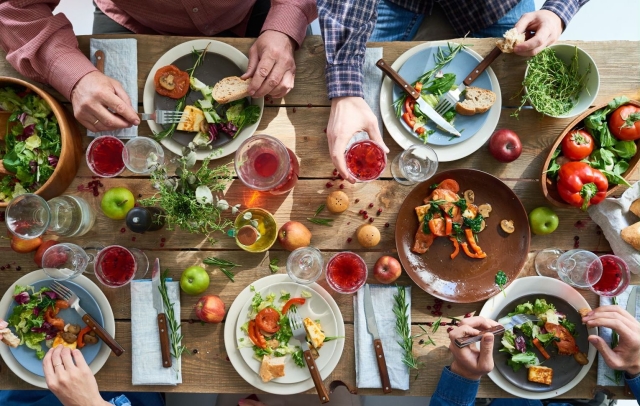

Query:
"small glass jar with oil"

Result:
[[233, 208, 278, 253]]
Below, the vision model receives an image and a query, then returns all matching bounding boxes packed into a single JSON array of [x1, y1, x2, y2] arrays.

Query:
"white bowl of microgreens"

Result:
[[520, 44, 599, 119]]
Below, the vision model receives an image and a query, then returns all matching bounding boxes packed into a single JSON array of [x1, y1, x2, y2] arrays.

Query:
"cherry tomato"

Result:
[[437, 179, 460, 193], [281, 298, 306, 315], [153, 65, 190, 99], [561, 129, 594, 160], [255, 307, 280, 334], [609, 104, 640, 141], [428, 218, 446, 237]]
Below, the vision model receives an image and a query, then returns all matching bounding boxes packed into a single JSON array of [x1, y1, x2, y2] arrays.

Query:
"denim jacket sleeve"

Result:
[[430, 367, 480, 406], [109, 395, 132, 406], [625, 373, 640, 401]]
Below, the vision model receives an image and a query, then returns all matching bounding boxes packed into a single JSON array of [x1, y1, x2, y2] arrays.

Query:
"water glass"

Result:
[[286, 246, 324, 284], [42, 243, 90, 280], [391, 145, 439, 185], [122, 137, 165, 174]]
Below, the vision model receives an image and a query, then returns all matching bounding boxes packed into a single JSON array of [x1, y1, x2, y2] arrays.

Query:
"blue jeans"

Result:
[[370, 0, 536, 41]]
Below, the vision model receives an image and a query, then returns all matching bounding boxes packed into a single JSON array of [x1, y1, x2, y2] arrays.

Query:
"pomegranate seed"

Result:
[[161, 238, 166, 242], [377, 208, 382, 215], [363, 214, 368, 219], [15, 266, 21, 271], [323, 128, 327, 133], [465, 313, 472, 318], [369, 218, 374, 223], [363, 211, 368, 215], [368, 203, 374, 208], [385, 222, 390, 228], [307, 103, 312, 108], [447, 327, 453, 333], [359, 210, 364, 215], [347, 222, 351, 225], [339, 184, 345, 189], [447, 305, 452, 309], [325, 182, 334, 188], [120, 228, 126, 233], [355, 199, 360, 203], [292, 107, 297, 113], [333, 169, 338, 175], [93, 191, 99, 197], [1, 267, 4, 271], [338, 174, 343, 180], [98, 182, 104, 187], [427, 306, 431, 310], [426, 322, 433, 327], [138, 194, 142, 198], [347, 238, 352, 243], [160, 243, 165, 247], [132, 237, 136, 241]]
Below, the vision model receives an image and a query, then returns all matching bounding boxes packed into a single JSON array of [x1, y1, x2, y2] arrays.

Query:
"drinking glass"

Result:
[[6, 194, 96, 239], [94, 245, 149, 288], [286, 246, 324, 284], [86, 135, 126, 177], [534, 248, 603, 289], [235, 134, 293, 192], [344, 132, 386, 182], [391, 145, 439, 185], [589, 254, 630, 297], [42, 243, 90, 281], [325, 251, 368, 294], [122, 137, 165, 174]]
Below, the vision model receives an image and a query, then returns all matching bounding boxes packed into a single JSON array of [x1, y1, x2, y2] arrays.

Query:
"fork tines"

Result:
[[49, 281, 72, 301], [287, 307, 303, 329]]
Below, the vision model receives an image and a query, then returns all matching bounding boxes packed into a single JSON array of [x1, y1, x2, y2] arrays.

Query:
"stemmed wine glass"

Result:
[[390, 145, 438, 185], [534, 248, 602, 289], [286, 246, 324, 284], [122, 137, 165, 174]]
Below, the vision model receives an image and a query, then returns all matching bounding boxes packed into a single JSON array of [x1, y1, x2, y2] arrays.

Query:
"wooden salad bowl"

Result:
[[541, 98, 640, 209], [0, 77, 82, 209]]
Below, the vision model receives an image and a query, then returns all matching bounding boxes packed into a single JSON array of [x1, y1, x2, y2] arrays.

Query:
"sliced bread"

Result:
[[630, 199, 640, 217], [496, 28, 525, 53], [621, 221, 640, 250], [455, 87, 497, 116], [212, 76, 251, 104]]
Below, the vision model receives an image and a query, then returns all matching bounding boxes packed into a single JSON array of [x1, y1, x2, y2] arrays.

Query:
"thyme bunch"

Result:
[[393, 286, 422, 370], [158, 270, 188, 374]]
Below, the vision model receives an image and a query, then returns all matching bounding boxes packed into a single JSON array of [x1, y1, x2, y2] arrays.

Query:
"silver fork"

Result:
[[454, 313, 540, 348], [288, 307, 330, 404], [138, 110, 185, 124], [49, 281, 125, 356]]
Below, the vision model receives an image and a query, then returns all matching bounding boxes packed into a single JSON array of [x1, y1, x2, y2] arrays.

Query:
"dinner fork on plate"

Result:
[[49, 281, 125, 356], [138, 110, 185, 125], [454, 313, 540, 348], [288, 307, 330, 404]]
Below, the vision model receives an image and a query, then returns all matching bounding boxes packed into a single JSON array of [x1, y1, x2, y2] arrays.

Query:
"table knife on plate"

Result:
[[375, 58, 461, 137], [624, 286, 637, 395], [364, 284, 392, 394], [152, 258, 172, 368]]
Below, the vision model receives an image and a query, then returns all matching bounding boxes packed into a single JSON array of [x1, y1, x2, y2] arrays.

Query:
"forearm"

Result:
[[0, 0, 97, 100], [261, 0, 317, 48], [429, 367, 480, 406], [317, 0, 378, 99], [541, 0, 590, 30]]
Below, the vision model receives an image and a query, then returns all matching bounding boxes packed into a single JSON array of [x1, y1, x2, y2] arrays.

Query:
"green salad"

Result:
[[0, 87, 61, 202]]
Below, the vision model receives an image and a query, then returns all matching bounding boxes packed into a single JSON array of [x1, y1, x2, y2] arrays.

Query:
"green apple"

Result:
[[529, 207, 559, 235], [101, 187, 135, 220], [180, 266, 210, 295]]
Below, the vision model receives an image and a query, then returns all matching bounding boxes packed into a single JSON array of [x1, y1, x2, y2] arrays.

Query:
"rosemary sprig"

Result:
[[158, 270, 188, 373], [432, 317, 442, 333], [314, 204, 325, 217], [203, 257, 239, 282], [269, 258, 279, 274], [307, 217, 333, 226], [393, 286, 422, 370]]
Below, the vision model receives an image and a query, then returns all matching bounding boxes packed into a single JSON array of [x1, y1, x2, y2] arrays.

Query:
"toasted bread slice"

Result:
[[497, 28, 525, 53], [621, 221, 640, 250], [303, 318, 325, 349], [177, 105, 205, 132], [212, 76, 250, 104], [630, 199, 640, 217], [259, 355, 285, 382], [456, 87, 497, 116], [528, 365, 553, 385], [0, 328, 20, 348], [578, 308, 590, 318]]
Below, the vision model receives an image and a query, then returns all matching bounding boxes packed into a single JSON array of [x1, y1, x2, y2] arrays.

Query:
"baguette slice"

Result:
[[496, 28, 525, 53], [455, 87, 497, 116], [259, 355, 285, 382], [621, 221, 640, 250], [528, 365, 553, 385], [212, 76, 251, 104], [630, 199, 640, 217], [0, 328, 20, 348]]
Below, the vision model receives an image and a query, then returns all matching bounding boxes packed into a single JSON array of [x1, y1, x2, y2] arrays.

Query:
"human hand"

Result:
[[448, 316, 499, 380], [513, 10, 564, 56], [43, 345, 109, 406], [71, 71, 140, 132], [242, 30, 296, 98], [583, 305, 640, 375], [326, 96, 389, 184]]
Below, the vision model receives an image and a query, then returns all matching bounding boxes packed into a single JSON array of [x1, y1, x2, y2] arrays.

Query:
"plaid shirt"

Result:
[[318, 0, 589, 99]]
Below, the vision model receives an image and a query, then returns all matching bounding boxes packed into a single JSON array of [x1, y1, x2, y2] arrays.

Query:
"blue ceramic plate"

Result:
[[6, 280, 103, 377], [393, 45, 494, 146]]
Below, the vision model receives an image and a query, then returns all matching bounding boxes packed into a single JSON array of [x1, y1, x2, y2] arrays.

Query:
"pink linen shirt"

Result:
[[0, 0, 317, 101]]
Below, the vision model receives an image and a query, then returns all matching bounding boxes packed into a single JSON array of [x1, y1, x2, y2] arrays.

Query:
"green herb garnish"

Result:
[[269, 258, 279, 274], [495, 270, 508, 297], [314, 204, 325, 217], [393, 286, 421, 370], [432, 316, 442, 333], [307, 217, 334, 226]]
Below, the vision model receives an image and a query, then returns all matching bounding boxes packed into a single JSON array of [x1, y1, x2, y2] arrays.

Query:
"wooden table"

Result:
[[0, 35, 639, 399]]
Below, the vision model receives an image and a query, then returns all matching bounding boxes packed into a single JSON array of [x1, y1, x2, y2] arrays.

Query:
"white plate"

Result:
[[0, 270, 115, 388], [380, 41, 501, 162], [224, 275, 345, 394], [235, 282, 338, 384], [479, 276, 597, 399], [143, 39, 264, 160]]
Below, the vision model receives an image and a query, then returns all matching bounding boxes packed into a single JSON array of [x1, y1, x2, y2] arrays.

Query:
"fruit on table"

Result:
[[34, 240, 58, 267], [101, 187, 135, 220], [180, 265, 210, 295], [194, 295, 225, 323], [529, 207, 559, 235], [357, 224, 380, 248], [488, 129, 522, 163], [561, 129, 594, 161], [373, 255, 402, 284], [277, 221, 311, 251], [10, 234, 42, 254]]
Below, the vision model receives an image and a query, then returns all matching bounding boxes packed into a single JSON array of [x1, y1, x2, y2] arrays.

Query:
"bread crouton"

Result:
[[259, 355, 285, 383], [528, 365, 553, 385]]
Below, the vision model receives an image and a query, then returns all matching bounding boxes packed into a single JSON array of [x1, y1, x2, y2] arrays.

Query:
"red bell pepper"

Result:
[[557, 162, 608, 210], [77, 326, 92, 349], [449, 238, 460, 259]]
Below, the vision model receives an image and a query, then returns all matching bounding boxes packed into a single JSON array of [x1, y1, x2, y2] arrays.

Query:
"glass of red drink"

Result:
[[94, 245, 148, 288], [235, 134, 299, 194], [86, 135, 126, 177], [589, 254, 630, 297], [345, 135, 387, 182], [325, 252, 368, 294]]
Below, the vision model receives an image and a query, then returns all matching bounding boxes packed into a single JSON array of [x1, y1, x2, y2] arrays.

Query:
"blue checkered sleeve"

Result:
[[541, 0, 590, 30], [317, 0, 379, 99], [109, 395, 132, 406]]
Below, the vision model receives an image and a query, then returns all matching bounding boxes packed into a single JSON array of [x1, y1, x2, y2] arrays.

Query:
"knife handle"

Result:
[[157, 313, 172, 368], [303, 349, 330, 403], [463, 46, 502, 86], [454, 325, 505, 348], [82, 313, 125, 356], [376, 59, 419, 100], [95, 50, 105, 73], [373, 338, 392, 394]]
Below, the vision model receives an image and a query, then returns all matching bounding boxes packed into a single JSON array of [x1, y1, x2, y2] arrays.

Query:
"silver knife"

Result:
[[624, 286, 637, 396], [376, 58, 461, 137], [364, 284, 392, 394], [152, 258, 172, 368]]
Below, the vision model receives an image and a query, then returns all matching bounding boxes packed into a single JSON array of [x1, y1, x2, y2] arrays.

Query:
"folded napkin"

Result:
[[88, 38, 138, 138], [588, 183, 640, 274], [596, 285, 639, 386], [354, 285, 411, 390], [131, 280, 182, 385]]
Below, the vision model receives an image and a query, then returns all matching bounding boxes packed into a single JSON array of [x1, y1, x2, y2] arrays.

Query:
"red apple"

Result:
[[373, 256, 402, 284], [488, 129, 522, 163], [194, 295, 226, 323], [277, 221, 311, 251]]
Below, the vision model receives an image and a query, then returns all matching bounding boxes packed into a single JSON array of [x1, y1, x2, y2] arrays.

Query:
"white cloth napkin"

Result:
[[596, 285, 640, 386], [588, 182, 640, 274], [130, 280, 182, 385], [363, 47, 384, 135], [354, 285, 411, 390], [88, 38, 138, 138]]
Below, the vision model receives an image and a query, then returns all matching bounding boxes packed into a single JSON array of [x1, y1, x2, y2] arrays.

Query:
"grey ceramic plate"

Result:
[[494, 293, 589, 392]]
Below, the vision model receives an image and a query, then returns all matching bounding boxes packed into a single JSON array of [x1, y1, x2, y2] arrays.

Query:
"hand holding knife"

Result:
[[152, 258, 172, 368], [364, 284, 392, 394]]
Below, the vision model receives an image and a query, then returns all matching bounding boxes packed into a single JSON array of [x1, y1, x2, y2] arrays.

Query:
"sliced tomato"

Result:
[[253, 321, 267, 349], [248, 320, 264, 348], [428, 218, 446, 237], [609, 104, 640, 141], [444, 214, 452, 235], [256, 308, 280, 334], [438, 179, 460, 193], [282, 298, 306, 315], [153, 65, 190, 99]]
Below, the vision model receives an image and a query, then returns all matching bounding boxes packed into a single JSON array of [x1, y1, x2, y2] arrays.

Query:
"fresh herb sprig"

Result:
[[393, 286, 422, 370], [204, 257, 239, 282], [307, 217, 334, 226], [158, 270, 188, 374], [496, 270, 508, 297], [269, 258, 279, 274], [432, 316, 442, 333], [314, 204, 325, 217]]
